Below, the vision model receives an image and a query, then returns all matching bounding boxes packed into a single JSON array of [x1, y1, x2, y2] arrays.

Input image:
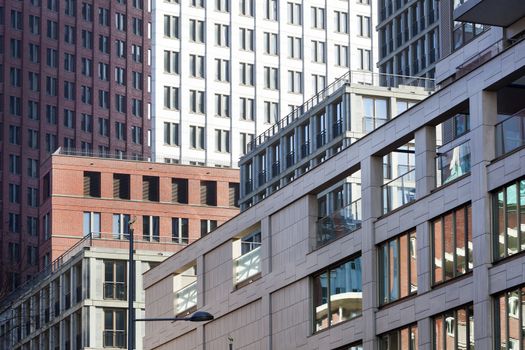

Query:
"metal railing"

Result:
[[436, 141, 471, 187], [174, 281, 197, 314], [382, 169, 416, 214], [316, 199, 362, 248], [103, 330, 126, 348], [103, 282, 127, 300], [234, 246, 261, 284], [495, 111, 525, 157]]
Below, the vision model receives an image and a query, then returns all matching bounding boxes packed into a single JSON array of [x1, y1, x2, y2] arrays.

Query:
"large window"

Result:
[[83, 212, 101, 236], [379, 230, 417, 305], [103, 309, 126, 348], [494, 178, 525, 260], [495, 285, 525, 350], [312, 256, 362, 332], [433, 305, 474, 350], [363, 97, 389, 132], [234, 230, 262, 285], [379, 324, 418, 350], [112, 214, 130, 239], [432, 204, 472, 285], [104, 261, 126, 300]]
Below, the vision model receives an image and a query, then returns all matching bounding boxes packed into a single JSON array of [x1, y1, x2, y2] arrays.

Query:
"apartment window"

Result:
[[215, 59, 230, 82], [288, 70, 302, 93], [116, 94, 126, 113], [287, 2, 302, 25], [191, 0, 204, 7], [64, 25, 75, 44], [82, 2, 93, 21], [28, 159, 39, 178], [46, 48, 58, 67], [28, 129, 39, 149], [495, 286, 525, 350], [46, 134, 57, 153], [379, 324, 418, 350], [453, 21, 486, 51], [115, 122, 126, 140], [131, 126, 142, 144], [335, 11, 349, 33], [313, 256, 362, 332], [46, 77, 57, 96], [265, 0, 278, 20], [29, 43, 40, 63], [432, 204, 472, 285], [28, 101, 40, 120], [11, 10, 22, 30], [264, 32, 278, 55], [190, 54, 205, 78], [335, 44, 349, 67], [9, 184, 20, 203], [433, 305, 474, 350], [189, 19, 205, 43], [116, 40, 126, 58], [98, 63, 109, 81], [379, 230, 417, 304], [9, 154, 21, 175], [357, 15, 371, 37], [200, 181, 217, 206], [9, 68, 21, 87], [215, 129, 230, 153], [190, 90, 205, 114], [104, 261, 126, 299], [113, 174, 130, 199], [103, 309, 126, 348], [131, 45, 142, 63], [237, 63, 254, 86], [171, 178, 188, 204], [132, 17, 142, 36], [164, 51, 179, 74], [28, 187, 39, 207], [240, 132, 254, 155], [82, 30, 93, 49], [84, 171, 101, 197], [43, 212, 50, 238], [311, 74, 326, 93], [239, 28, 254, 51], [99, 35, 109, 53], [99, 90, 109, 109], [64, 137, 75, 149], [494, 178, 525, 260], [81, 58, 92, 77], [47, 20, 58, 40], [358, 49, 372, 71], [142, 216, 160, 241], [214, 24, 230, 47], [239, 97, 254, 120], [164, 122, 180, 146], [81, 113, 93, 132], [143, 176, 159, 202], [10, 96, 22, 116], [29, 15, 40, 34], [132, 99, 143, 117], [64, 81, 75, 100], [64, 53, 76, 72], [169, 218, 188, 245], [162, 86, 179, 110], [200, 219, 217, 236], [9, 125, 21, 145], [65, 0, 76, 16], [239, 0, 253, 16], [99, 7, 109, 26], [264, 101, 279, 124], [8, 243, 20, 263], [264, 67, 279, 90], [115, 13, 126, 31], [229, 183, 240, 207], [215, 94, 230, 118], [216, 0, 229, 12], [133, 0, 143, 9], [164, 15, 179, 38], [311, 40, 326, 63], [363, 97, 388, 132], [27, 217, 39, 236], [9, 213, 21, 233], [311, 7, 325, 29], [190, 125, 205, 150], [83, 212, 101, 236]]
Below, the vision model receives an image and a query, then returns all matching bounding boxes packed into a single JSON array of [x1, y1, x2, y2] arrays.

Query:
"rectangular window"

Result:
[[190, 90, 205, 114], [264, 0, 278, 20], [239, 97, 254, 120], [215, 94, 230, 118], [215, 0, 229, 12], [239, 63, 254, 86], [313, 256, 362, 332], [103, 309, 126, 348], [240, 132, 254, 155], [239, 0, 254, 16], [163, 86, 179, 110], [189, 19, 205, 43], [163, 15, 179, 38], [287, 70, 302, 93], [83, 212, 101, 236], [311, 40, 326, 63], [239, 28, 253, 51], [200, 181, 217, 206], [379, 230, 417, 304], [171, 178, 188, 204], [264, 32, 278, 55], [215, 129, 230, 153], [164, 50, 179, 74], [494, 286, 525, 350], [189, 54, 205, 78], [200, 219, 218, 236], [311, 7, 325, 29], [432, 204, 472, 285], [335, 11, 349, 33], [379, 324, 418, 350], [172, 218, 189, 244], [287, 2, 302, 25], [264, 67, 279, 90], [433, 305, 474, 350], [142, 216, 160, 241], [190, 125, 205, 150], [84, 171, 101, 197], [214, 24, 230, 47], [357, 15, 371, 37], [358, 48, 372, 71], [113, 174, 130, 200], [143, 176, 159, 202], [215, 58, 230, 82], [164, 122, 180, 146], [264, 101, 279, 124], [335, 44, 349, 67], [104, 261, 126, 299], [287, 36, 302, 59]]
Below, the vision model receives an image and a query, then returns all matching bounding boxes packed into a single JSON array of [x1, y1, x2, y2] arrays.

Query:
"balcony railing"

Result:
[[234, 246, 261, 284], [316, 199, 362, 248], [495, 111, 525, 157], [103, 330, 126, 348], [300, 142, 310, 158], [258, 170, 267, 186], [175, 281, 197, 314], [272, 161, 280, 178], [436, 141, 471, 186], [316, 130, 327, 148], [332, 120, 343, 137], [286, 151, 295, 168], [103, 282, 126, 300], [382, 169, 416, 214], [244, 180, 253, 194]]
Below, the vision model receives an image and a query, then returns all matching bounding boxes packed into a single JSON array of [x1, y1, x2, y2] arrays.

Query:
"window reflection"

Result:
[[433, 305, 474, 350], [494, 179, 525, 260], [495, 286, 525, 350], [379, 324, 418, 350]]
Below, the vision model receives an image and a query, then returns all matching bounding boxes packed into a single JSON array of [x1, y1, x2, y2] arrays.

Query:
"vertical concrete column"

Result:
[[360, 155, 383, 350], [416, 218, 432, 350], [415, 125, 436, 197], [469, 90, 498, 349]]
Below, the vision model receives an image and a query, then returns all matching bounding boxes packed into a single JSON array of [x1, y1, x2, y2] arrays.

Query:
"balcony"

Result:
[[454, 0, 525, 27], [316, 199, 362, 248], [174, 281, 197, 315], [286, 151, 295, 168], [234, 246, 261, 285], [272, 161, 280, 178], [495, 112, 525, 157], [382, 169, 416, 214], [332, 120, 343, 138], [300, 142, 310, 159], [436, 141, 471, 186], [316, 130, 327, 148], [258, 171, 267, 186]]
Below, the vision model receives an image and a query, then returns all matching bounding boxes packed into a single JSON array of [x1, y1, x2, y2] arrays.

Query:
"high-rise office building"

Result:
[[151, 0, 379, 167], [0, 0, 151, 293]]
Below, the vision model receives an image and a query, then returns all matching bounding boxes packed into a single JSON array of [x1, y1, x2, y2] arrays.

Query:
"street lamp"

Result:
[[134, 311, 215, 323]]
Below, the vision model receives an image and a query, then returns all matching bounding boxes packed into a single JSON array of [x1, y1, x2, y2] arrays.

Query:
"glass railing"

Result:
[[174, 281, 197, 314], [436, 141, 471, 187], [316, 199, 362, 248], [495, 112, 525, 157], [382, 169, 416, 214], [234, 246, 261, 284]]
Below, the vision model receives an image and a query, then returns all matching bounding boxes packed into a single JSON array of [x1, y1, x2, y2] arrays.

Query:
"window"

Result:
[[357, 15, 371, 37], [28, 129, 39, 149], [264, 101, 279, 124], [214, 24, 230, 47], [11, 10, 22, 30], [9, 125, 21, 145], [81, 58, 92, 77], [9, 184, 20, 203], [265, 0, 278, 20], [29, 15, 40, 34], [83, 212, 101, 236], [264, 67, 279, 90], [495, 286, 525, 350], [335, 11, 349, 33], [453, 21, 487, 51], [8, 243, 20, 263], [200, 219, 217, 236], [240, 132, 254, 155], [104, 261, 126, 299], [239, 0, 253, 16], [215, 129, 230, 153], [200, 181, 217, 206], [432, 204, 472, 284], [115, 122, 126, 141], [116, 40, 126, 58], [311, 7, 325, 29], [64, 53, 75, 72], [64, 25, 75, 44], [358, 49, 371, 71], [82, 29, 93, 49], [239, 97, 254, 120], [113, 174, 130, 199], [363, 96, 389, 132], [9, 155, 21, 175], [28, 101, 40, 120], [287, 2, 302, 25], [46, 77, 57, 96], [132, 17, 142, 36], [99, 90, 109, 109], [215, 94, 230, 118], [47, 48, 58, 67], [103, 309, 126, 348], [239, 63, 254, 86], [287, 36, 302, 59], [335, 44, 349, 67], [215, 59, 230, 82], [379, 324, 418, 350], [164, 15, 179, 38], [28, 187, 39, 207], [164, 50, 179, 74], [10, 96, 22, 116], [190, 0, 204, 7], [229, 183, 240, 207], [433, 305, 474, 350], [143, 176, 159, 202], [164, 122, 180, 146], [171, 178, 188, 203], [29, 43, 40, 63], [311, 74, 326, 93], [47, 20, 58, 40], [288, 70, 302, 93], [65, 0, 76, 16], [10, 39, 21, 58], [239, 28, 253, 51], [131, 126, 142, 144], [142, 216, 160, 241], [116, 94, 126, 113], [84, 171, 101, 197], [131, 45, 142, 62], [190, 54, 205, 78], [99, 35, 109, 53], [216, 0, 229, 12], [27, 217, 39, 236], [172, 218, 189, 244], [379, 230, 417, 304], [9, 213, 21, 233], [190, 125, 205, 150], [132, 99, 143, 117], [189, 19, 205, 43], [313, 256, 362, 332], [264, 32, 278, 55], [28, 159, 39, 178], [494, 179, 525, 260], [190, 90, 205, 114], [115, 13, 126, 31], [46, 133, 57, 153], [64, 81, 75, 100], [81, 113, 93, 132], [82, 2, 93, 21], [99, 7, 109, 26], [311, 40, 326, 63]]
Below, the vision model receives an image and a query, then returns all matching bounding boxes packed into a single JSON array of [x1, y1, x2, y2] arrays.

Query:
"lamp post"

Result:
[[127, 219, 213, 350]]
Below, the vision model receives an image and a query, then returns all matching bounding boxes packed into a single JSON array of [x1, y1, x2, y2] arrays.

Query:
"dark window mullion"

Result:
[[396, 237, 401, 300], [504, 189, 509, 258], [441, 217, 445, 283], [465, 206, 469, 272], [406, 233, 411, 296], [452, 211, 457, 279]]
